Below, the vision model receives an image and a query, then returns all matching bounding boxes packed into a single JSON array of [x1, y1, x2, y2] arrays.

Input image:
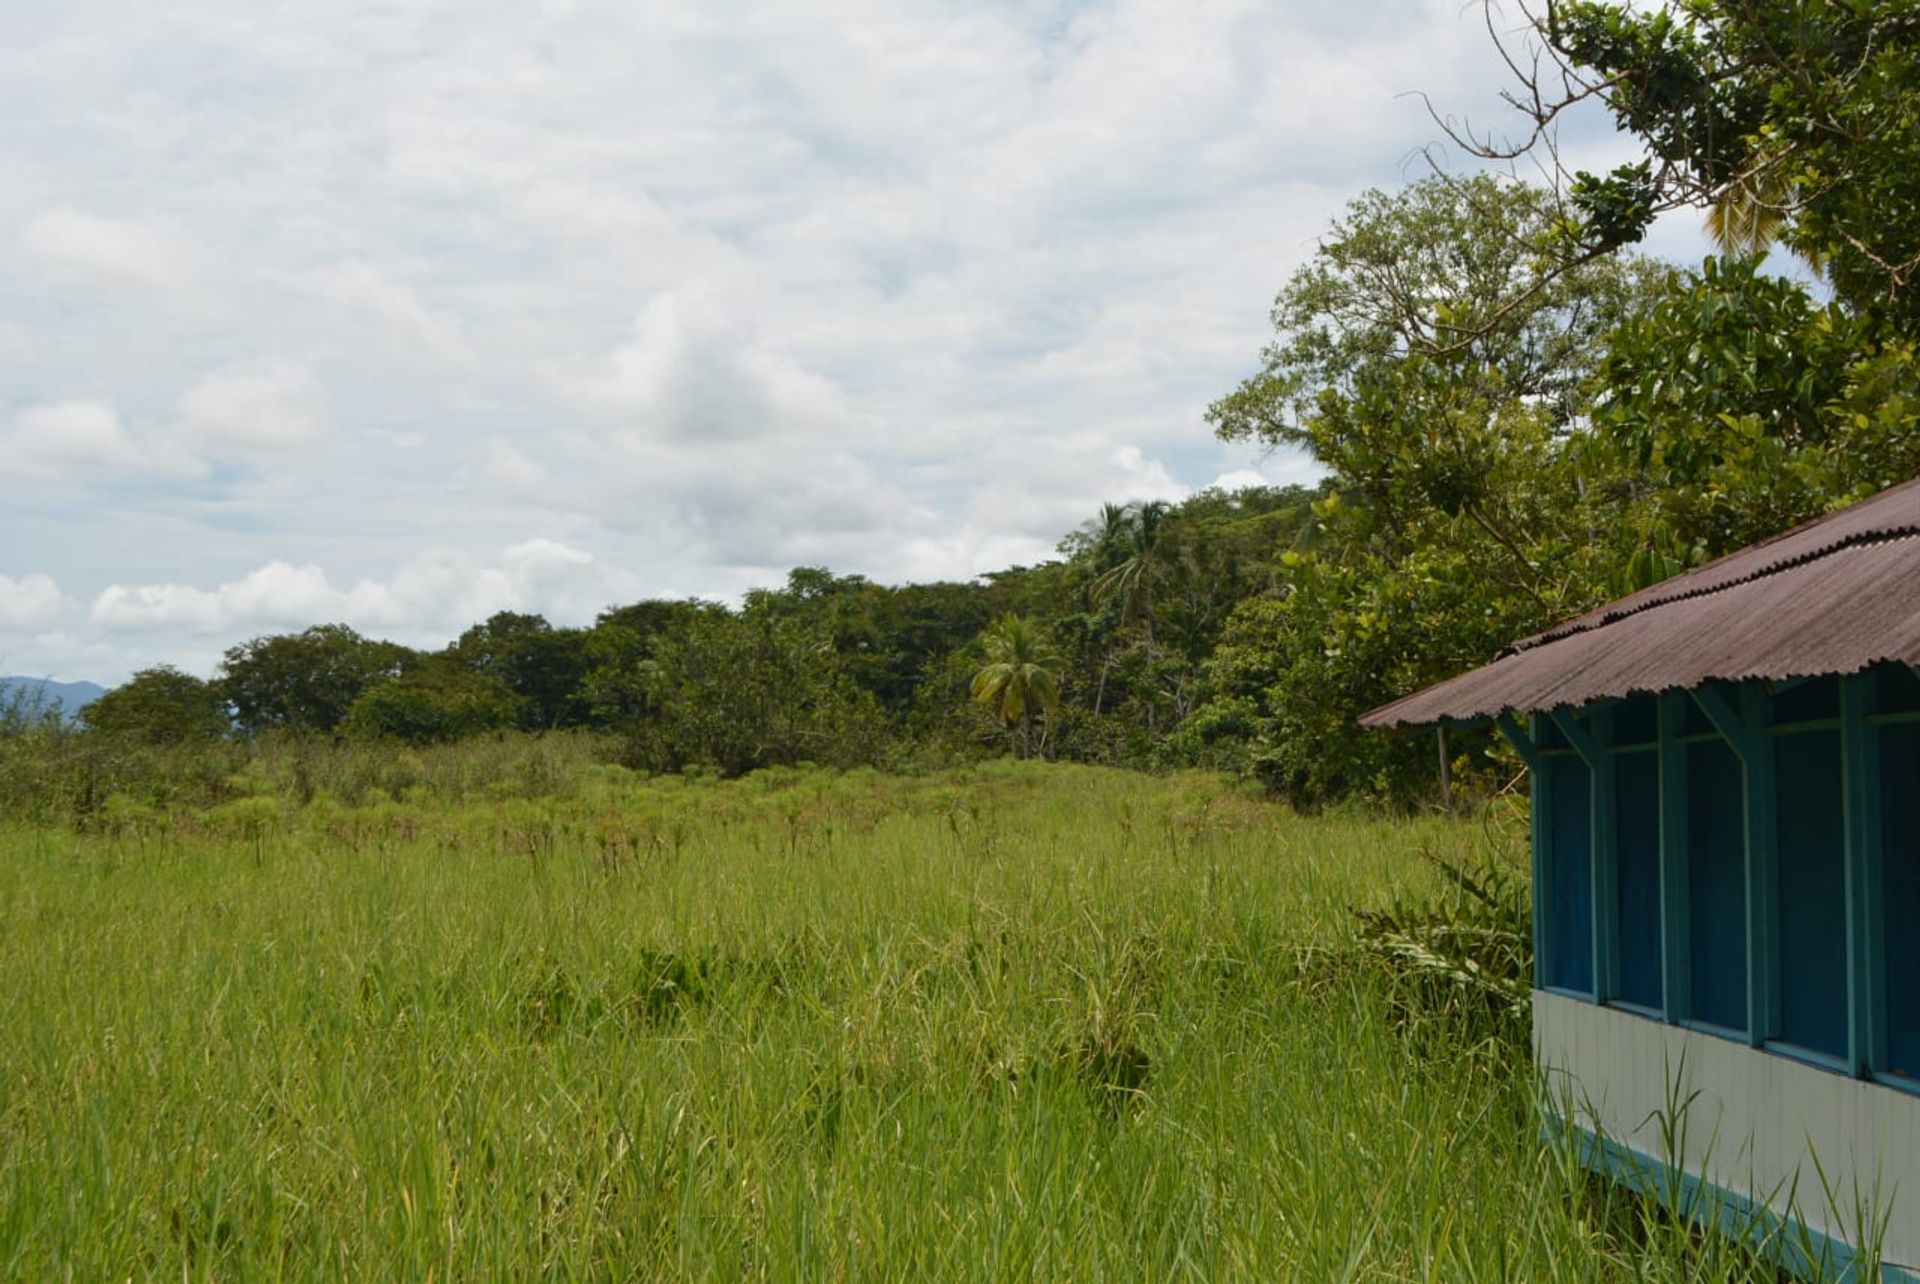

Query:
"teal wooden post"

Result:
[[1552, 708, 1614, 1000], [1690, 681, 1773, 1045], [1658, 691, 1690, 1023], [1842, 670, 1882, 1076]]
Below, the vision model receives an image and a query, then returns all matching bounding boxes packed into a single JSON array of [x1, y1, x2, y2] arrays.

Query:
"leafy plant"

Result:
[[1349, 842, 1533, 1051]]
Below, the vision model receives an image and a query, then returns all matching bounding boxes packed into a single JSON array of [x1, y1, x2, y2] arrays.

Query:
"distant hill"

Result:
[[0, 677, 107, 716]]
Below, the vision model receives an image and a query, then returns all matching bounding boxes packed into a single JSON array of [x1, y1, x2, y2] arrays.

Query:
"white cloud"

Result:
[[1209, 468, 1271, 493], [176, 361, 328, 451], [1108, 444, 1187, 504], [305, 260, 474, 366], [1208, 453, 1326, 494], [566, 288, 846, 439], [0, 573, 70, 631], [515, 287, 933, 570], [91, 540, 615, 641], [2, 401, 140, 476], [0, 321, 34, 363], [94, 564, 326, 636], [0, 401, 202, 481], [23, 210, 178, 285], [0, 366, 330, 485], [482, 438, 550, 491]]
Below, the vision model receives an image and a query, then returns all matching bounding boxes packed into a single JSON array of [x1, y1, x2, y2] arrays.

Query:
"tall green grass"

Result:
[[0, 757, 1784, 1279]]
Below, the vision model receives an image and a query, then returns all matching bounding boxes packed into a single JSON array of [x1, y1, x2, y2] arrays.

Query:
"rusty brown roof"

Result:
[[1361, 475, 1920, 728]]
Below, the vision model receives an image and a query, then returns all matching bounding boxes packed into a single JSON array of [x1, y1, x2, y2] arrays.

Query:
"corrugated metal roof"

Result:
[[1361, 476, 1920, 728]]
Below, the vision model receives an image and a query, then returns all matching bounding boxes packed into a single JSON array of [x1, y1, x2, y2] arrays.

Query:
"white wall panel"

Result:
[[1535, 991, 1920, 1272]]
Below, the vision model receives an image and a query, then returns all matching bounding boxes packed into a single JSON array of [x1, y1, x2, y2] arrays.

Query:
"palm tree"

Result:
[[1707, 156, 1793, 258], [970, 616, 1061, 759], [1090, 500, 1170, 650], [1088, 500, 1172, 722], [1088, 501, 1133, 567]]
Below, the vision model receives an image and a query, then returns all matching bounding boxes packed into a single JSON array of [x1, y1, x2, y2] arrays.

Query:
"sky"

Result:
[[0, 0, 1711, 684]]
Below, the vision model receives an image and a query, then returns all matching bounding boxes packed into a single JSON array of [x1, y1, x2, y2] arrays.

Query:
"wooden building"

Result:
[[1364, 478, 1920, 1280]]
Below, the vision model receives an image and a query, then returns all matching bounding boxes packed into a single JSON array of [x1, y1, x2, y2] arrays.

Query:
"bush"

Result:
[[82, 667, 229, 744], [343, 661, 520, 744], [1348, 835, 1532, 1053]]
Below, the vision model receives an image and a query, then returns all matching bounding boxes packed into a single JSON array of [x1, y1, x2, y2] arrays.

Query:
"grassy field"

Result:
[[0, 748, 1785, 1280]]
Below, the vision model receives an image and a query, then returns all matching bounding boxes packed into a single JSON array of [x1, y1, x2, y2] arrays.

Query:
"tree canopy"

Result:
[[221, 625, 411, 735], [1528, 0, 1920, 321], [81, 667, 228, 744]]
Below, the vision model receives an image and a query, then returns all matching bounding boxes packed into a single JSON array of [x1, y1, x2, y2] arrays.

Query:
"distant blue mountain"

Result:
[[0, 676, 107, 715]]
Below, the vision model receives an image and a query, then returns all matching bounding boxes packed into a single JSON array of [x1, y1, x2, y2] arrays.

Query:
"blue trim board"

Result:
[[1546, 1117, 1917, 1283]]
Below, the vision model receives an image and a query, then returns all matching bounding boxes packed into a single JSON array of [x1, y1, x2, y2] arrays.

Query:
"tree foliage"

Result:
[[1470, 1, 1920, 324], [618, 602, 889, 776], [82, 667, 230, 744], [220, 625, 412, 735], [1190, 178, 1678, 803], [1426, 2, 1920, 588], [343, 659, 520, 744], [1584, 255, 1920, 581], [450, 611, 595, 731]]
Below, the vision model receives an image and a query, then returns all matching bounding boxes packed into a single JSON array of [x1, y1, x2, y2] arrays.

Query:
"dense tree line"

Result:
[[73, 480, 1324, 780], [57, 2, 1920, 808]]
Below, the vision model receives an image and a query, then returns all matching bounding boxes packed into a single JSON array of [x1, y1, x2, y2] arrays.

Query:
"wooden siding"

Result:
[[1536, 991, 1920, 1274]]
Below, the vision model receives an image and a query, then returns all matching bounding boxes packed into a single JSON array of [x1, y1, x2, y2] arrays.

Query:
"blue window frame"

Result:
[[1882, 720, 1920, 1081], [1772, 728, 1848, 1058], [1685, 735, 1747, 1033], [1544, 753, 1594, 994]]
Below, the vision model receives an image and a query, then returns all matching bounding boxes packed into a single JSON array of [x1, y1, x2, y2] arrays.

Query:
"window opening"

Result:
[[1687, 735, 1748, 1032], [1613, 747, 1662, 1009], [1773, 728, 1847, 1057], [1544, 754, 1594, 994]]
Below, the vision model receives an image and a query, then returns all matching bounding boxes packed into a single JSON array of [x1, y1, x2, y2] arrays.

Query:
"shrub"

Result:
[[343, 661, 520, 744], [1349, 840, 1532, 1053], [82, 667, 229, 744]]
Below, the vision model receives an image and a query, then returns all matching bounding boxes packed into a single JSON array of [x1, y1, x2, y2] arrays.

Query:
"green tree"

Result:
[[1208, 175, 1666, 603], [343, 658, 520, 743], [580, 599, 715, 728], [623, 603, 888, 776], [970, 616, 1062, 759], [0, 680, 69, 737], [1584, 255, 1920, 583], [1056, 491, 1316, 742], [1187, 535, 1518, 805], [1499, 0, 1920, 322], [220, 625, 412, 735], [1194, 178, 1666, 805], [450, 611, 594, 730], [82, 666, 228, 743], [1090, 500, 1171, 654]]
